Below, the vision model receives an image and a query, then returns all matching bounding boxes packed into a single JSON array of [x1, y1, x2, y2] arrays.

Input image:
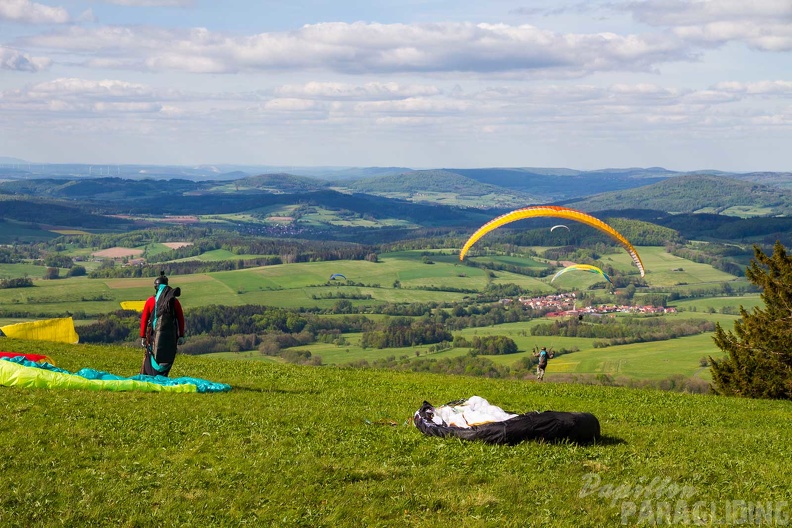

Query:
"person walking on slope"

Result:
[[140, 272, 185, 377], [533, 345, 554, 381]]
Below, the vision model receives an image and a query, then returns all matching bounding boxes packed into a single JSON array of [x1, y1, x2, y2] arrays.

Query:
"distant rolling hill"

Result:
[[0, 196, 133, 229], [3, 169, 792, 246], [567, 174, 792, 216], [341, 170, 485, 194], [313, 166, 413, 180], [339, 169, 539, 208], [716, 171, 792, 190], [0, 177, 204, 201], [236, 173, 329, 192], [0, 176, 501, 239], [448, 167, 678, 201]]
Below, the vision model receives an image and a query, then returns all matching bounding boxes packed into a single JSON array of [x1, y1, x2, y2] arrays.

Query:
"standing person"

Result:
[[533, 345, 554, 381], [140, 272, 185, 377]]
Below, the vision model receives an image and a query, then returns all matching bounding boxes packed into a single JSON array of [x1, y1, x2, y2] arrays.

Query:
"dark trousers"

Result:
[[140, 347, 173, 377]]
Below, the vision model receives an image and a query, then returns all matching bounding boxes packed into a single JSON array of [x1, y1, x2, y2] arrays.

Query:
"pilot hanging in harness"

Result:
[[140, 271, 185, 377]]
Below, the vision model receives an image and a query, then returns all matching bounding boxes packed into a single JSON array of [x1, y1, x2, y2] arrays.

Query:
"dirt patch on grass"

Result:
[[162, 242, 193, 249], [93, 247, 144, 258], [162, 216, 199, 223], [267, 216, 294, 222]]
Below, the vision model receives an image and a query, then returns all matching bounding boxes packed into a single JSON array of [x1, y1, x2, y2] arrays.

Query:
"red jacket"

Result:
[[140, 295, 185, 339]]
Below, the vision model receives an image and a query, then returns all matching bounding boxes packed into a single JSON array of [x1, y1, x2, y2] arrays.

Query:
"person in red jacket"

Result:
[[140, 272, 185, 376]]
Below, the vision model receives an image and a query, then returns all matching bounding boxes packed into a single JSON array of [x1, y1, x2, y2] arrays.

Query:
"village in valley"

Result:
[[512, 292, 677, 317]]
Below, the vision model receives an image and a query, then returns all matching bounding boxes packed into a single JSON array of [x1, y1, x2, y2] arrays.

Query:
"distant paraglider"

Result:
[[550, 224, 569, 232], [459, 205, 645, 277], [551, 264, 613, 285], [329, 273, 347, 281]]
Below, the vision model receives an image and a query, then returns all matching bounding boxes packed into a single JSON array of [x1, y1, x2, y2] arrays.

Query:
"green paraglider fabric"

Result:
[[0, 356, 231, 393]]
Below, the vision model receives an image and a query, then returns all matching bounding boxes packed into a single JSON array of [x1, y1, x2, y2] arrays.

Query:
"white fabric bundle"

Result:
[[431, 396, 518, 428]]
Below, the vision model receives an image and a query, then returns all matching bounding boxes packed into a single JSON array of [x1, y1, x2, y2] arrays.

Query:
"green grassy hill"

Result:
[[1, 340, 790, 526]]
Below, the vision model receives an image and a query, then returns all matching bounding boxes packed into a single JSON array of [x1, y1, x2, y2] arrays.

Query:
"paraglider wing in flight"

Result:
[[550, 224, 570, 232], [551, 264, 613, 284], [459, 205, 645, 277], [329, 273, 347, 280]]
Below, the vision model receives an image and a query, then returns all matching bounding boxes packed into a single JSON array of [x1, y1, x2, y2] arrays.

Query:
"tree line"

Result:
[[531, 315, 715, 347], [360, 317, 452, 349]]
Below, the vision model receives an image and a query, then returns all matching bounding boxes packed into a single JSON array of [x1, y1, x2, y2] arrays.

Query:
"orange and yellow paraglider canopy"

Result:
[[460, 205, 645, 277]]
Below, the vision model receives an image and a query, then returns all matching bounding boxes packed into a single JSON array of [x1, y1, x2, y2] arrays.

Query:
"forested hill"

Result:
[[0, 177, 204, 200], [568, 175, 792, 216], [0, 196, 133, 229], [236, 173, 328, 192], [448, 167, 676, 201], [0, 175, 330, 199], [341, 169, 536, 200]]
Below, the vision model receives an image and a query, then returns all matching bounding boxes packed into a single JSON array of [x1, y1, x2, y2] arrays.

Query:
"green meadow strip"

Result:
[[0, 340, 790, 526]]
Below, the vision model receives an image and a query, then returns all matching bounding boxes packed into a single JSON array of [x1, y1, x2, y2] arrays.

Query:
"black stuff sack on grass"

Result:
[[413, 396, 600, 445]]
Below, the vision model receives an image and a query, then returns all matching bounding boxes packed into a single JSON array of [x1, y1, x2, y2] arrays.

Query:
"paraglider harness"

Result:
[[144, 283, 181, 376]]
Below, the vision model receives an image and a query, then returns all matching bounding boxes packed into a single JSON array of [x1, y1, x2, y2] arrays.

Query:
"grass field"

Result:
[[0, 219, 60, 244], [598, 246, 739, 286], [1, 339, 790, 526], [671, 295, 763, 312]]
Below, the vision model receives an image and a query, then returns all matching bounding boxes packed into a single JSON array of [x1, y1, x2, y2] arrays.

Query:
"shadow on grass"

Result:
[[230, 384, 321, 395], [594, 435, 627, 446]]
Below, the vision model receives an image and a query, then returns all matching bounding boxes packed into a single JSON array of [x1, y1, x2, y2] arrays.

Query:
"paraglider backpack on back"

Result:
[[150, 285, 181, 366]]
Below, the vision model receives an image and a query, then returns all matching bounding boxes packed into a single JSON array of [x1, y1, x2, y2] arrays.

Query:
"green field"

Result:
[[0, 219, 60, 244], [0, 262, 54, 279], [175, 249, 268, 262], [671, 295, 762, 312], [599, 246, 739, 286], [270, 314, 734, 384], [1, 340, 790, 526], [546, 333, 715, 380]]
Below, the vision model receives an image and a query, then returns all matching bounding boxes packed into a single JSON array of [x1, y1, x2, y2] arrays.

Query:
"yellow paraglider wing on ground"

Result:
[[0, 317, 80, 344], [0, 356, 232, 393], [120, 300, 146, 312], [460, 205, 645, 277]]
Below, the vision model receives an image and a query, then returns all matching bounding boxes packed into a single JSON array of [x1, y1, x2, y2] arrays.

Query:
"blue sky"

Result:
[[1, 0, 790, 171]]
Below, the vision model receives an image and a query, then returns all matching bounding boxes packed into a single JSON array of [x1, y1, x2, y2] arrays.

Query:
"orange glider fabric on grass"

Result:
[[0, 352, 55, 365]]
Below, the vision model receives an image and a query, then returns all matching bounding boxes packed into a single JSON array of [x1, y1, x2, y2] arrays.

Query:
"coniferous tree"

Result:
[[709, 242, 792, 399]]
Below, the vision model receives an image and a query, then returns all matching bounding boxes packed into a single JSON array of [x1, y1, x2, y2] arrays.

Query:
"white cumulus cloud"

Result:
[[628, 0, 792, 51], [101, 0, 193, 5], [0, 0, 70, 24], [22, 22, 692, 77], [274, 82, 441, 101], [0, 45, 51, 71]]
